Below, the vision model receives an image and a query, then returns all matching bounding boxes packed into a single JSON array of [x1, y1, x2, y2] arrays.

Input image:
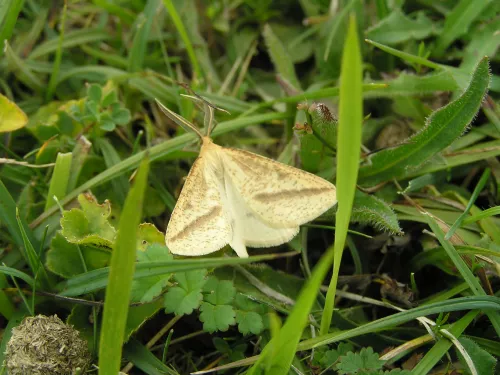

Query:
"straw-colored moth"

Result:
[[158, 98, 337, 258]]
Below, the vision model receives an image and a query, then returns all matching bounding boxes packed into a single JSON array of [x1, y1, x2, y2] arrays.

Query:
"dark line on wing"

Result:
[[169, 206, 222, 242], [253, 187, 332, 202]]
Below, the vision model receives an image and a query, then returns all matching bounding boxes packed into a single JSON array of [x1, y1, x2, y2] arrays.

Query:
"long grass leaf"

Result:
[[161, 0, 201, 78], [98, 157, 150, 375], [128, 0, 161, 72], [60, 252, 294, 297], [434, 0, 492, 56], [445, 168, 490, 239], [0, 180, 38, 250], [321, 14, 363, 334], [426, 214, 500, 336], [0, 0, 24, 57]]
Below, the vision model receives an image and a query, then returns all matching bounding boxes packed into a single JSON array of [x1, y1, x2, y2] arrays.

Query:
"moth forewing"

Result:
[[165, 149, 232, 256]]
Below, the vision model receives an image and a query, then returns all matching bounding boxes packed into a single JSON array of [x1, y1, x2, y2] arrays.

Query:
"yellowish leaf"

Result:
[[0, 94, 28, 133]]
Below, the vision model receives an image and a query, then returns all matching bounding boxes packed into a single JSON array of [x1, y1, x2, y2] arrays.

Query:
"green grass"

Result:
[[1, 1, 500, 374]]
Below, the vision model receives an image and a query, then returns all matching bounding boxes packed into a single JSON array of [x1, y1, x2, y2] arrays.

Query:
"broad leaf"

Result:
[[0, 93, 27, 132]]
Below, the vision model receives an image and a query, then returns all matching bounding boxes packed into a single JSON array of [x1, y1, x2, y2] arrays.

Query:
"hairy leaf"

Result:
[[359, 57, 490, 186], [351, 190, 402, 234]]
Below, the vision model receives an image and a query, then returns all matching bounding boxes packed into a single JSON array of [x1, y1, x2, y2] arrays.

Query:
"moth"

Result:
[[158, 98, 337, 258]]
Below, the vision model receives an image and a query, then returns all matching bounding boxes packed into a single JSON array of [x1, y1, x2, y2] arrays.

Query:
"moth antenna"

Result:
[[180, 94, 231, 115], [204, 104, 215, 137], [155, 99, 203, 140]]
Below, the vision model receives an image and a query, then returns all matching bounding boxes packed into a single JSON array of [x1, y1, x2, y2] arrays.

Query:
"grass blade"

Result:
[[445, 168, 490, 239], [45, 152, 72, 211], [98, 157, 150, 375], [299, 296, 500, 349], [0, 0, 24, 57], [434, 0, 492, 56], [161, 0, 201, 79], [127, 0, 160, 72], [426, 214, 500, 336], [320, 14, 363, 334], [0, 180, 38, 250], [45, 1, 67, 101], [59, 252, 294, 297]]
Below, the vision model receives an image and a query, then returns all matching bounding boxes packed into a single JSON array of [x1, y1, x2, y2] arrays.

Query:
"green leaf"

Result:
[[61, 193, 116, 248], [164, 269, 207, 315], [101, 90, 118, 107], [46, 233, 110, 278], [262, 23, 300, 90], [199, 302, 236, 333], [203, 277, 236, 305], [98, 156, 150, 375], [336, 347, 384, 374], [366, 9, 435, 45], [0, 93, 28, 132], [131, 244, 173, 303], [127, 0, 160, 72], [351, 190, 402, 234], [87, 84, 102, 103], [456, 337, 496, 375], [111, 108, 131, 126], [45, 152, 72, 210], [136, 224, 164, 252], [235, 311, 263, 335], [359, 57, 491, 186]]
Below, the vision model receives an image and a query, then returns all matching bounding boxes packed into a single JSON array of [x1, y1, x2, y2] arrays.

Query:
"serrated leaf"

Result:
[[60, 193, 116, 248], [131, 243, 173, 303], [457, 337, 496, 375], [0, 93, 28, 132], [366, 9, 435, 45], [351, 190, 402, 234], [164, 269, 207, 315], [199, 302, 235, 333], [359, 57, 491, 186], [203, 277, 236, 305], [235, 311, 263, 335], [336, 347, 385, 375]]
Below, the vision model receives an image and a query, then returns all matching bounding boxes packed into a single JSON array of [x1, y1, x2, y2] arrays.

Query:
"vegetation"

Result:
[[0, 1, 499, 374]]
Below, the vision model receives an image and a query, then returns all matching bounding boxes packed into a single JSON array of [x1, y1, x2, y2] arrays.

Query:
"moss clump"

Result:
[[4, 314, 91, 375]]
